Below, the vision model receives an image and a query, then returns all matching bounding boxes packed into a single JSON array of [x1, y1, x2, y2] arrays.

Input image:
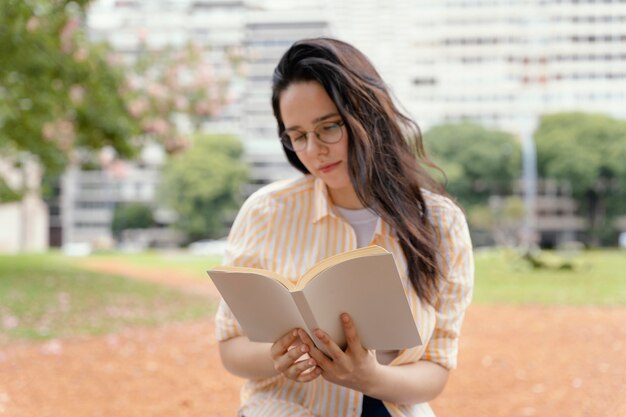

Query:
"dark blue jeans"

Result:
[[361, 395, 392, 417]]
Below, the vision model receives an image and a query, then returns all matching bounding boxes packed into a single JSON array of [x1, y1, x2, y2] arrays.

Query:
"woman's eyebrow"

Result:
[[285, 112, 340, 131]]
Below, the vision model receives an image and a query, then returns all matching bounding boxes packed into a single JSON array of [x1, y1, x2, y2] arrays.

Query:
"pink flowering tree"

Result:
[[117, 41, 240, 154], [0, 0, 139, 200], [0, 0, 242, 201]]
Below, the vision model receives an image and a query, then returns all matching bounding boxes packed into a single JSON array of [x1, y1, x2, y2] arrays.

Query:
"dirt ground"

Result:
[[0, 260, 624, 417]]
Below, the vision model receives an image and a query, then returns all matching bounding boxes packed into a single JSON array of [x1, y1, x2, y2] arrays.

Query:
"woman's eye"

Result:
[[322, 123, 340, 132], [292, 134, 307, 143]]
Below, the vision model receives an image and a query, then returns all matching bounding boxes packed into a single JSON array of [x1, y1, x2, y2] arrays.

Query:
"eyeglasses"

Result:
[[280, 120, 345, 152]]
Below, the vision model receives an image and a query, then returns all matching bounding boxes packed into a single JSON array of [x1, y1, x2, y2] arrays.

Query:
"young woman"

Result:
[[216, 38, 474, 417]]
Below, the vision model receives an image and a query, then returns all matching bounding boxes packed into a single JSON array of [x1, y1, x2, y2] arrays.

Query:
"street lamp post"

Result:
[[520, 125, 538, 250], [519, 2, 542, 251]]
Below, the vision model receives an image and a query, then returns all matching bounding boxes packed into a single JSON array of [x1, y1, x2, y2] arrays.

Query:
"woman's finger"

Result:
[[314, 328, 345, 360], [298, 329, 331, 365], [296, 365, 322, 383], [270, 329, 299, 359], [340, 313, 365, 353], [287, 357, 317, 380], [274, 342, 308, 373]]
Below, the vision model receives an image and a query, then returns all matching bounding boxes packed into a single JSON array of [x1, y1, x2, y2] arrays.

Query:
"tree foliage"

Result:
[[468, 196, 524, 247], [534, 112, 626, 245], [423, 122, 522, 209], [0, 0, 139, 179], [0, 0, 240, 203], [158, 134, 248, 242], [111, 202, 154, 237], [117, 41, 241, 153]]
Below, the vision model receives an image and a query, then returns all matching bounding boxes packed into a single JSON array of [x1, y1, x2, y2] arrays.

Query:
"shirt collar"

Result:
[[313, 177, 334, 224], [311, 177, 395, 239]]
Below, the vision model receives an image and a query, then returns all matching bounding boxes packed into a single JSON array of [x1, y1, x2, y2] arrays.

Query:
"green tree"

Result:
[[111, 203, 155, 237], [423, 122, 522, 209], [158, 134, 248, 242], [534, 112, 626, 245], [0, 0, 241, 202], [0, 0, 140, 197], [468, 196, 524, 247]]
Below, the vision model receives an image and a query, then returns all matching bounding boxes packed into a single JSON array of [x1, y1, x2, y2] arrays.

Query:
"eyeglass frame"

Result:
[[280, 120, 345, 152]]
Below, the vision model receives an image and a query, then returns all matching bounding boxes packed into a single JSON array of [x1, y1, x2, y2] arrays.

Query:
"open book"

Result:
[[208, 245, 421, 354]]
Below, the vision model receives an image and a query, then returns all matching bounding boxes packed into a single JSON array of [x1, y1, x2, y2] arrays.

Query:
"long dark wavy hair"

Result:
[[271, 38, 448, 305]]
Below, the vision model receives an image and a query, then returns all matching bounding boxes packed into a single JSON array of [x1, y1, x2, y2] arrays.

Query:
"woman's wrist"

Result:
[[219, 337, 278, 380], [358, 360, 450, 405], [360, 361, 386, 398], [351, 359, 383, 397]]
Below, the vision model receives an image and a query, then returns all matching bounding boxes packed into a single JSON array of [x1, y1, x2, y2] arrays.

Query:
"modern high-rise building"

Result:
[[329, 0, 417, 121], [52, 0, 626, 247], [406, 0, 626, 134], [58, 146, 167, 247], [242, 6, 332, 192]]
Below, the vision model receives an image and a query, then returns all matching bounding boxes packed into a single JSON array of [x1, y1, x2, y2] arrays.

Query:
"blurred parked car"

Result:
[[62, 242, 92, 257], [188, 239, 228, 256], [619, 232, 626, 249]]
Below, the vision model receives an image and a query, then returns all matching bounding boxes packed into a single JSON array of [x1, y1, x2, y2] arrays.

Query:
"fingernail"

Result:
[[300, 345, 307, 353], [342, 314, 349, 323], [308, 359, 316, 366]]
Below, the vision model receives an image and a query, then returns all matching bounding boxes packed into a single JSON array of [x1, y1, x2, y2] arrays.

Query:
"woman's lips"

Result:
[[318, 161, 341, 174]]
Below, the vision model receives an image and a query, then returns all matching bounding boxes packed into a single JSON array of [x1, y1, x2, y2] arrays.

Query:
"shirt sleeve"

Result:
[[421, 200, 474, 369], [214, 193, 270, 342]]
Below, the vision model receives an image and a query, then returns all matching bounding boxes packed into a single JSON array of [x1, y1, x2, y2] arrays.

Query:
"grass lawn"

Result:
[[473, 249, 626, 305], [0, 253, 217, 344], [88, 250, 221, 277], [1, 248, 624, 344], [94, 248, 626, 306]]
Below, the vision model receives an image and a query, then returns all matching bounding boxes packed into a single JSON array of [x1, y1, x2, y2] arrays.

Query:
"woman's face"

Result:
[[279, 81, 361, 208]]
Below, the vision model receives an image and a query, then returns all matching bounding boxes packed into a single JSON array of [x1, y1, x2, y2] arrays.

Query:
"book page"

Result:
[[208, 270, 307, 344], [296, 245, 388, 290], [212, 265, 295, 290], [301, 253, 421, 351]]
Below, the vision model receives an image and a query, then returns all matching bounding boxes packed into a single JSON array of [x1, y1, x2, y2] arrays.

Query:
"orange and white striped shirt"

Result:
[[215, 175, 474, 417]]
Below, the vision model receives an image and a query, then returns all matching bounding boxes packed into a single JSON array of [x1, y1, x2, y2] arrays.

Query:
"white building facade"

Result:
[[52, 0, 626, 247], [0, 158, 48, 253], [406, 0, 626, 133], [242, 6, 332, 193]]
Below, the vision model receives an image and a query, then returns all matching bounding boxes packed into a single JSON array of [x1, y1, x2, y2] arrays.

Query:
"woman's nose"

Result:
[[304, 132, 328, 154]]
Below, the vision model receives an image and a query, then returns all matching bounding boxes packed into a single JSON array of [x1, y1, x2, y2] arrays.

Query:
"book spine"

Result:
[[291, 291, 329, 356]]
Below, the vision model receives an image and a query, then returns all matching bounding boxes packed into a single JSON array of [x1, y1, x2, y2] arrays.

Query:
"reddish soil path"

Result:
[[1, 260, 624, 417], [0, 321, 242, 417], [78, 258, 222, 297]]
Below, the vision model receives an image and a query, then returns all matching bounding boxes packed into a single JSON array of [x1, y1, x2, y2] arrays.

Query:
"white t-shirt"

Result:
[[335, 206, 398, 365], [334, 206, 378, 248]]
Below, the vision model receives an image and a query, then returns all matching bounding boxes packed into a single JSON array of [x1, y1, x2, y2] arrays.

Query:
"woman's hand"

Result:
[[270, 329, 322, 383], [299, 313, 380, 393]]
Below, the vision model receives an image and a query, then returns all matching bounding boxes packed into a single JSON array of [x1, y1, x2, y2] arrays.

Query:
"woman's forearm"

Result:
[[219, 336, 450, 403], [364, 360, 449, 405], [218, 336, 278, 380]]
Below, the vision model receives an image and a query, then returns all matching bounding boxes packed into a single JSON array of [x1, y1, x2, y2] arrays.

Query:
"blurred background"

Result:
[[1, 1, 625, 417], [2, 0, 626, 254]]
